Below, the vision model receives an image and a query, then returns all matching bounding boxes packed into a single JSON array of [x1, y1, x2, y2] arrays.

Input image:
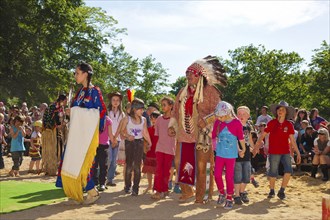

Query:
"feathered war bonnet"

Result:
[[185, 55, 227, 104]]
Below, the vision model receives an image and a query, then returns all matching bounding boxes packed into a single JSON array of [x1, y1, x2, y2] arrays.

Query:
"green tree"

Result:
[[134, 55, 170, 104], [307, 41, 330, 119], [0, 0, 125, 105], [170, 76, 186, 96], [106, 44, 139, 92], [224, 44, 306, 118]]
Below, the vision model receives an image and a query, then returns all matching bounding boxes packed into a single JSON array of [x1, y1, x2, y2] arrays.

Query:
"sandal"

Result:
[[84, 188, 100, 205], [151, 192, 163, 200], [179, 194, 194, 203], [14, 170, 20, 177], [8, 170, 15, 177]]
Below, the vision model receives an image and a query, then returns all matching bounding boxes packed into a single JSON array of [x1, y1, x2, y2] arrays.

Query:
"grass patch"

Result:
[[0, 181, 65, 214]]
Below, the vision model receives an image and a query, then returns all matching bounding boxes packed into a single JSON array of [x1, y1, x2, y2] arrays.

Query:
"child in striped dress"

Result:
[[28, 120, 42, 174]]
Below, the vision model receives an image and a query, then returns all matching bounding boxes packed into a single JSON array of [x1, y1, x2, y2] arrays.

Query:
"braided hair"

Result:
[[76, 61, 93, 88]]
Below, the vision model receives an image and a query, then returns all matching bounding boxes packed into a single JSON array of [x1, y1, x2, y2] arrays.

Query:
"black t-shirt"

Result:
[[236, 124, 251, 162], [300, 131, 317, 152]]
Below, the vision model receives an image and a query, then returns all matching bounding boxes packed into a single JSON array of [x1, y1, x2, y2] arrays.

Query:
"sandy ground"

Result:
[[0, 156, 329, 220]]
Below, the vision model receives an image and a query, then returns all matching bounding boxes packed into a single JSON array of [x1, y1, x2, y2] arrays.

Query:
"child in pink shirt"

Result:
[[152, 97, 176, 200]]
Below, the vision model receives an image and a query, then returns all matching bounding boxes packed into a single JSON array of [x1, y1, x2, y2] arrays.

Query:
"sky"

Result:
[[85, 0, 330, 84]]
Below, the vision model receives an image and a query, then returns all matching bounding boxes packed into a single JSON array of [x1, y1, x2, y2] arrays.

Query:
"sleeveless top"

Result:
[[11, 126, 26, 152], [317, 139, 328, 152], [126, 116, 145, 139]]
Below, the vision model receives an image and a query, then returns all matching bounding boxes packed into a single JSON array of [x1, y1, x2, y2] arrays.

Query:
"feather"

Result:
[[191, 55, 227, 87], [127, 89, 132, 103]]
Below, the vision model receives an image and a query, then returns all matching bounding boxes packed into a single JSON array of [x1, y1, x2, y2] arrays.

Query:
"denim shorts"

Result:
[[234, 161, 251, 184], [268, 154, 293, 177]]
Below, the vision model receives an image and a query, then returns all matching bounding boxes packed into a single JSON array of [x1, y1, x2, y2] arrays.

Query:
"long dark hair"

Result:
[[76, 61, 93, 88], [129, 98, 145, 120]]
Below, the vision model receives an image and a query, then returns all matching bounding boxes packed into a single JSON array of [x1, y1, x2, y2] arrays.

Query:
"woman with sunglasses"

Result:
[[311, 128, 330, 181]]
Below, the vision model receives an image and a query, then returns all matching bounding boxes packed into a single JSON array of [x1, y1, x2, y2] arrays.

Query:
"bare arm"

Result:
[[113, 113, 125, 140], [10, 127, 19, 139], [253, 131, 268, 156], [289, 134, 301, 164], [238, 139, 246, 158], [142, 119, 152, 148], [119, 117, 131, 140], [322, 145, 330, 155], [108, 124, 117, 147]]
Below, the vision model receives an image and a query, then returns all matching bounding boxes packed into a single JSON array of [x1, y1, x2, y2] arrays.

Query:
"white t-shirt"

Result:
[[256, 114, 273, 126], [109, 110, 124, 141]]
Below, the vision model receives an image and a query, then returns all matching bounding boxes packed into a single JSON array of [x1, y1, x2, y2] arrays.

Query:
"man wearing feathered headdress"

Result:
[[169, 56, 227, 203]]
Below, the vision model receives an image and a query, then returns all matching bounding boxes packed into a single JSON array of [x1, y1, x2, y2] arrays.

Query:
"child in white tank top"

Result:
[[120, 98, 151, 196]]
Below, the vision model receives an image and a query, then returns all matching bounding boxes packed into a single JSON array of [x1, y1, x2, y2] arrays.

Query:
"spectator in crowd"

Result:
[[255, 106, 272, 126], [9, 115, 26, 177], [42, 94, 67, 176], [39, 103, 48, 118], [309, 108, 327, 130], [28, 120, 42, 174], [0, 113, 7, 169], [143, 102, 159, 128], [294, 109, 309, 131], [311, 128, 329, 181], [24, 126, 32, 156], [299, 125, 317, 156]]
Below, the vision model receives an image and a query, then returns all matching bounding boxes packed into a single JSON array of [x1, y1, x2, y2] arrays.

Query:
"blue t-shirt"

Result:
[[10, 126, 25, 152], [216, 127, 239, 159]]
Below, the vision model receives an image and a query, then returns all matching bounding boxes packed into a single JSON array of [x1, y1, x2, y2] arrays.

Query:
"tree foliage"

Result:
[[135, 55, 169, 104], [0, 0, 125, 104], [307, 41, 330, 118]]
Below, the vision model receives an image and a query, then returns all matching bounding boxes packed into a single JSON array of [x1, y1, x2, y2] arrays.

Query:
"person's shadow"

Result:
[[11, 188, 65, 203]]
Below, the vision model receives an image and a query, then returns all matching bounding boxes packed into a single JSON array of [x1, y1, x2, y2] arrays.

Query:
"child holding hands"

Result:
[[212, 101, 245, 209], [151, 97, 176, 199], [120, 98, 152, 196]]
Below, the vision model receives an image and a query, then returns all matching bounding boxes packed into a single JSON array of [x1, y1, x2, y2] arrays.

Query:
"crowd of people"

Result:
[[0, 58, 329, 208]]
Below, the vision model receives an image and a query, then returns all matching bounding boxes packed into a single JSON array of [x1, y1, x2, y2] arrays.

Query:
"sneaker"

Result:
[[98, 185, 106, 192], [131, 190, 138, 196], [277, 191, 286, 200], [124, 187, 131, 194], [106, 182, 116, 187], [173, 183, 181, 194], [251, 179, 259, 188], [224, 199, 234, 209], [217, 194, 226, 205], [267, 191, 275, 198], [240, 192, 249, 203], [168, 181, 173, 190], [234, 196, 242, 205]]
